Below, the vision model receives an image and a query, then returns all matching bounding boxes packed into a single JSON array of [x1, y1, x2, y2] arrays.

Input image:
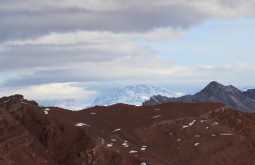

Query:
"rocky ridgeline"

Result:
[[143, 81, 255, 113], [1, 94, 255, 164]]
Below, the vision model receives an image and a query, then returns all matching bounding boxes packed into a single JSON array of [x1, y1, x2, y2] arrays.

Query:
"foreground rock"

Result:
[[1, 94, 255, 164]]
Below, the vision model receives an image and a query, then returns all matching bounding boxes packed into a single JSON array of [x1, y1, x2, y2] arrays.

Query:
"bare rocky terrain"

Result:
[[143, 81, 255, 112], [1, 94, 255, 165]]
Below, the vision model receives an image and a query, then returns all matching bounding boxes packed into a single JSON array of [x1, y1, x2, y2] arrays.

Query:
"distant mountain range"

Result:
[[36, 99, 87, 110], [143, 81, 255, 112], [92, 84, 181, 106], [36, 84, 180, 109]]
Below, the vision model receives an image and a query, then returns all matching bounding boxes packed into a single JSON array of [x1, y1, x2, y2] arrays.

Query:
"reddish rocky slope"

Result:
[[1, 94, 255, 165]]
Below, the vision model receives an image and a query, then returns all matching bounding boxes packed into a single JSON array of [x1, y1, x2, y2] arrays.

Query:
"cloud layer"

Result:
[[1, 0, 255, 102], [1, 0, 255, 41]]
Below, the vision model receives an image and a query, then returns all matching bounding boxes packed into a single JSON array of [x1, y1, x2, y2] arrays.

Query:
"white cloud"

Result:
[[0, 28, 183, 72], [3, 54, 255, 87], [1, 53, 255, 101], [0, 83, 97, 100], [5, 28, 184, 46]]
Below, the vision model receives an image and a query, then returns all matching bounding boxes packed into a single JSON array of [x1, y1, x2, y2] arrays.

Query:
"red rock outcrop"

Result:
[[1, 94, 255, 165]]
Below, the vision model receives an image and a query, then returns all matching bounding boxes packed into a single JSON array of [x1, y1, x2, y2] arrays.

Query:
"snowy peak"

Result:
[[92, 85, 179, 106]]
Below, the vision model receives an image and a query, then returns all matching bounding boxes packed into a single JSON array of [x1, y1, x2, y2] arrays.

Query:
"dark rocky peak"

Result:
[[1, 94, 24, 100], [201, 81, 224, 93], [0, 94, 38, 107], [0, 94, 24, 104], [143, 81, 255, 112], [202, 81, 241, 94], [243, 89, 255, 100], [206, 81, 223, 87]]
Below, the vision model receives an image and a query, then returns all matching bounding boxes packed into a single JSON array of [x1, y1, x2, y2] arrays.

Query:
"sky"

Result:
[[1, 0, 255, 104]]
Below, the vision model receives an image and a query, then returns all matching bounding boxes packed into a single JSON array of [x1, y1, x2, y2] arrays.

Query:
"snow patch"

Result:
[[212, 122, 218, 125], [113, 128, 121, 132], [44, 108, 50, 115], [194, 135, 200, 138], [189, 120, 196, 126], [152, 97, 159, 103], [141, 145, 147, 151], [90, 112, 96, 115], [155, 108, 160, 111], [220, 133, 234, 136], [182, 120, 196, 129], [182, 125, 189, 129], [129, 150, 138, 153], [194, 143, 199, 146], [3, 99, 11, 103], [152, 115, 161, 119], [141, 163, 147, 165], [74, 123, 90, 127], [122, 141, 129, 147], [106, 143, 113, 147], [176, 139, 181, 142]]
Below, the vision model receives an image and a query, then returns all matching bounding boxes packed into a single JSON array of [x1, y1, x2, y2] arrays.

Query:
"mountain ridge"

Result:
[[143, 81, 255, 112], [2, 94, 255, 164], [92, 84, 180, 106]]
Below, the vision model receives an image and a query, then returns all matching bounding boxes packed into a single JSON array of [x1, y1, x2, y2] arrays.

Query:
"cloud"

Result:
[[1, 50, 255, 100], [1, 0, 255, 41], [0, 43, 153, 72], [0, 28, 184, 72], [5, 28, 184, 46], [0, 82, 97, 100], [2, 54, 255, 88], [1, 0, 255, 101]]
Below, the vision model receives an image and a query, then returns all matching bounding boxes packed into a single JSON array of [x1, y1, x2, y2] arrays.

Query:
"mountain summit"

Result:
[[92, 85, 179, 106], [143, 81, 255, 112]]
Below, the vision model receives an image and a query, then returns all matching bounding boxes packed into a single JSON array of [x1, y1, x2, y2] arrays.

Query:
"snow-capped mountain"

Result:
[[36, 99, 87, 111], [92, 84, 181, 106]]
